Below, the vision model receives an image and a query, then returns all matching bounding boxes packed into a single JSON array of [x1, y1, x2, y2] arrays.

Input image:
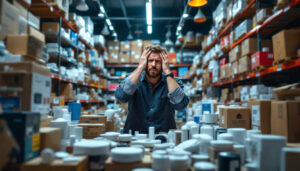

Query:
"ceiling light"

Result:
[[178, 32, 185, 42], [194, 9, 207, 23], [76, 0, 89, 11], [177, 26, 182, 31], [164, 38, 174, 47], [98, 13, 104, 17], [106, 19, 111, 26], [109, 26, 114, 31], [188, 0, 208, 7], [127, 32, 133, 40], [114, 36, 118, 42], [183, 13, 189, 18], [175, 39, 181, 46], [100, 5, 105, 13], [112, 32, 117, 37], [147, 25, 152, 34], [146, 2, 152, 25], [101, 24, 110, 36]]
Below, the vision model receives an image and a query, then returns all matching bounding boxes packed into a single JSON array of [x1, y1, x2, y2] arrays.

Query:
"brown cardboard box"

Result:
[[41, 22, 60, 33], [0, 62, 51, 113], [131, 51, 142, 63], [238, 55, 251, 74], [131, 40, 143, 52], [256, 8, 273, 24], [281, 147, 300, 171], [6, 35, 44, 59], [227, 2, 233, 23], [108, 50, 119, 63], [233, 86, 242, 101], [143, 40, 152, 49], [28, 27, 45, 43], [106, 120, 117, 132], [119, 52, 131, 63], [271, 101, 300, 142], [61, 83, 74, 100], [297, 49, 300, 57], [107, 40, 119, 51], [21, 156, 88, 171], [78, 123, 105, 139], [40, 115, 53, 127], [241, 38, 273, 56], [229, 45, 241, 62], [272, 83, 300, 100], [0, 120, 18, 170], [249, 100, 271, 134], [13, 0, 28, 35], [272, 29, 300, 62], [27, 11, 40, 30], [225, 63, 231, 79], [0, 0, 19, 40], [99, 78, 107, 89], [40, 127, 61, 151], [104, 155, 151, 171], [231, 61, 238, 76], [120, 41, 131, 52], [222, 107, 251, 129], [80, 115, 107, 123]]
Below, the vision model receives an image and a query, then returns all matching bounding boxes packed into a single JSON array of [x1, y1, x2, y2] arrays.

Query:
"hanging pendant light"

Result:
[[188, 0, 207, 7], [194, 9, 206, 23], [127, 32, 133, 40], [101, 24, 110, 36], [178, 32, 185, 42], [175, 39, 181, 47], [164, 38, 174, 47], [76, 0, 89, 11]]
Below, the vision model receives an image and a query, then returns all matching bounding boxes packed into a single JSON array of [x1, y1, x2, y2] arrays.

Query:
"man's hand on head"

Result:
[[161, 51, 171, 74], [138, 48, 151, 70]]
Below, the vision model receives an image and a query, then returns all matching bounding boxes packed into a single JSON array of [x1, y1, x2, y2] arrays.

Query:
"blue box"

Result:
[[68, 102, 81, 121], [178, 67, 189, 77]]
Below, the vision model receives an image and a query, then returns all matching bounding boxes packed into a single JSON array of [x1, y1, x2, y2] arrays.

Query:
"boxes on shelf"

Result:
[[98, 78, 107, 89], [60, 83, 74, 100], [41, 22, 60, 33], [13, 0, 28, 35], [131, 51, 141, 64], [131, 40, 143, 52], [108, 50, 119, 63], [271, 101, 300, 142], [256, 8, 273, 24], [220, 35, 231, 50], [79, 115, 107, 124], [143, 40, 152, 49], [272, 29, 300, 63], [27, 11, 40, 30], [226, 1, 233, 23], [0, 112, 40, 162], [241, 38, 273, 56], [272, 83, 300, 100], [232, 0, 247, 18], [220, 88, 230, 101], [40, 127, 61, 152], [220, 106, 251, 129], [0, 62, 51, 114], [0, 0, 19, 40], [251, 51, 274, 70], [119, 52, 131, 63], [50, 93, 65, 107], [168, 52, 177, 64], [249, 100, 271, 134], [233, 86, 242, 100], [231, 60, 239, 76], [78, 123, 105, 139], [238, 55, 251, 74], [178, 67, 189, 77], [219, 57, 229, 67], [229, 45, 241, 62], [120, 41, 131, 52], [234, 19, 253, 40]]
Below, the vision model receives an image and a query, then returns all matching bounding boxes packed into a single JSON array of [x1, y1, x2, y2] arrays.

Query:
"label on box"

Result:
[[0, 97, 21, 112], [252, 105, 260, 126], [53, 97, 59, 104], [31, 73, 51, 114], [32, 133, 40, 151]]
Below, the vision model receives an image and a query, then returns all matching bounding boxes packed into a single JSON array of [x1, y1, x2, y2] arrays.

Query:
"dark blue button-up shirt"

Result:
[[115, 71, 189, 133]]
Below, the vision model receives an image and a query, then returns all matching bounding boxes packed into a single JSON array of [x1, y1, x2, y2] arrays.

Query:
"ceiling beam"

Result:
[[119, 0, 132, 29]]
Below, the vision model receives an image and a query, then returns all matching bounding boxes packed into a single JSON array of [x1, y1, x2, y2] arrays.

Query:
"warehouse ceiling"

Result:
[[69, 0, 220, 42]]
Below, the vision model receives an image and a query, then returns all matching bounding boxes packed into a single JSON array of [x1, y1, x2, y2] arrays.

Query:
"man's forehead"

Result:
[[148, 53, 161, 60]]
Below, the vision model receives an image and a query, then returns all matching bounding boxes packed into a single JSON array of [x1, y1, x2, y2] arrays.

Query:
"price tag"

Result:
[[277, 64, 282, 72]]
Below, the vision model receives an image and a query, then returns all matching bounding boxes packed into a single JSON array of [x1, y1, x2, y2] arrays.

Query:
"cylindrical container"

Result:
[[215, 128, 227, 140], [210, 140, 233, 151], [119, 134, 132, 143], [245, 130, 261, 163], [175, 130, 182, 145], [194, 162, 215, 171], [136, 134, 147, 140], [193, 134, 213, 155], [168, 130, 175, 143], [135, 131, 139, 135], [69, 124, 76, 136], [74, 126, 83, 141], [152, 150, 170, 171], [101, 132, 119, 141], [149, 127, 155, 140], [234, 145, 245, 164], [73, 140, 110, 170], [218, 133, 233, 141], [218, 152, 241, 171], [50, 118, 68, 139], [200, 125, 214, 138], [53, 106, 64, 119], [202, 114, 218, 124], [181, 126, 189, 142], [227, 128, 246, 145], [153, 143, 170, 151], [110, 147, 143, 163], [169, 153, 190, 171], [189, 125, 199, 139], [192, 154, 210, 166]]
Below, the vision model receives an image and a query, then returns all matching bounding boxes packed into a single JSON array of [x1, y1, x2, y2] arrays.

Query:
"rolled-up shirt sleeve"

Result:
[[123, 78, 137, 95], [167, 79, 189, 110], [115, 78, 137, 103]]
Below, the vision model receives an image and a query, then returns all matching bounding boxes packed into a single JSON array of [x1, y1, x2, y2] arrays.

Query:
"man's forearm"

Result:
[[166, 75, 179, 92], [128, 66, 144, 85]]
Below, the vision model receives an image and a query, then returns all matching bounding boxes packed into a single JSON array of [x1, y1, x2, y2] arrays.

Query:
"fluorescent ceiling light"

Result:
[[100, 6, 105, 13], [146, 2, 152, 25], [106, 19, 111, 26], [183, 13, 189, 18], [98, 13, 104, 17], [147, 25, 152, 34], [109, 26, 114, 31]]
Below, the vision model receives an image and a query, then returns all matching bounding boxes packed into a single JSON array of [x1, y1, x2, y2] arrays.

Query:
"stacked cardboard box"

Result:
[[0, 0, 19, 40], [131, 40, 143, 63], [219, 106, 251, 129], [249, 100, 271, 134], [107, 41, 119, 63], [220, 88, 230, 101]]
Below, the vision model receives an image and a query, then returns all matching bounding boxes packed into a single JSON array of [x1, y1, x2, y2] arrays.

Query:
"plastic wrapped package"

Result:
[[232, 0, 247, 18], [234, 19, 253, 40]]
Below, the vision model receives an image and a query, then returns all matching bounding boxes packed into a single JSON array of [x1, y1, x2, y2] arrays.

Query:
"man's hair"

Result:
[[145, 45, 167, 54]]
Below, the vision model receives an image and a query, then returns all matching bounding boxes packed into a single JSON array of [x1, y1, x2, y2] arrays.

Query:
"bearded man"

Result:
[[115, 45, 189, 133]]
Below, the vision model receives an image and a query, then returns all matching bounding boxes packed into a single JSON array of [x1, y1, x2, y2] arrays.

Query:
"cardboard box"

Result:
[[28, 26, 45, 43], [131, 51, 142, 63], [256, 8, 273, 24], [251, 51, 274, 69], [21, 156, 88, 171], [13, 0, 28, 35], [60, 83, 74, 100], [27, 12, 40, 30], [104, 155, 151, 171], [0, 62, 51, 114], [40, 115, 53, 127], [119, 52, 131, 63], [229, 45, 241, 62], [6, 35, 44, 59], [272, 29, 300, 62], [168, 52, 177, 64], [131, 40, 143, 52], [272, 83, 300, 100], [79, 115, 107, 124], [40, 127, 61, 151], [231, 61, 238, 76], [238, 55, 251, 74], [107, 40, 119, 51], [108, 50, 119, 63], [78, 123, 105, 139], [227, 1, 233, 23], [41, 22, 60, 32], [249, 100, 271, 134], [222, 107, 251, 129], [0, 0, 19, 40], [241, 38, 273, 56], [271, 101, 300, 142], [120, 41, 131, 52], [143, 40, 152, 49], [106, 120, 117, 132], [281, 147, 300, 171]]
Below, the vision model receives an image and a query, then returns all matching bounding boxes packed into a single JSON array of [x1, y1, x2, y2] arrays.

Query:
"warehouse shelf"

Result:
[[79, 37, 93, 50], [203, 0, 257, 53], [202, 58, 300, 89], [48, 55, 77, 66], [87, 64, 105, 74], [50, 73, 106, 90], [45, 32, 78, 49], [105, 64, 192, 68], [65, 99, 105, 103]]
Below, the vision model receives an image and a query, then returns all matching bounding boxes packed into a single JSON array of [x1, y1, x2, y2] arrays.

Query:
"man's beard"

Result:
[[146, 67, 161, 78]]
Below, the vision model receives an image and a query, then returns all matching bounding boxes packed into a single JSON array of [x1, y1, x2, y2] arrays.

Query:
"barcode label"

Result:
[[252, 105, 260, 126]]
